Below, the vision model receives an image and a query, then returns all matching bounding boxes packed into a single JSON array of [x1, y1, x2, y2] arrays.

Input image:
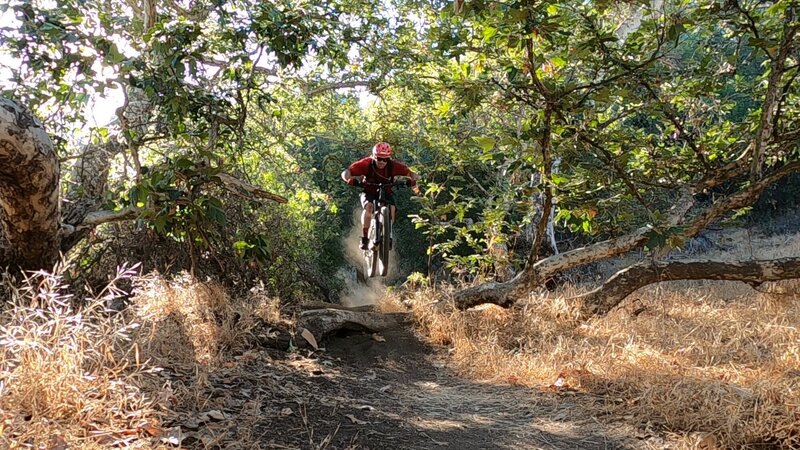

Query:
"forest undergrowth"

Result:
[[0, 228, 798, 449]]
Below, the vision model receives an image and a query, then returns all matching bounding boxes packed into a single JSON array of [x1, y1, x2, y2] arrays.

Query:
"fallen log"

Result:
[[297, 308, 411, 342], [298, 301, 375, 312]]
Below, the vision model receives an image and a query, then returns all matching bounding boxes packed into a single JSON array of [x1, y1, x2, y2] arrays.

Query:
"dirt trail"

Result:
[[203, 327, 662, 450], [196, 226, 661, 448]]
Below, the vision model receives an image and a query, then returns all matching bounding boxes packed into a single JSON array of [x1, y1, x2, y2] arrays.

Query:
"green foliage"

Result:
[[381, 0, 800, 280], [3, 0, 799, 291], [127, 157, 225, 246]]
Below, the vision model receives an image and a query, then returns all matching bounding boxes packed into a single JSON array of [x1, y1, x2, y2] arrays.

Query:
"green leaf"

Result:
[[474, 136, 495, 151], [550, 56, 566, 69], [233, 240, 254, 253], [645, 229, 667, 249]]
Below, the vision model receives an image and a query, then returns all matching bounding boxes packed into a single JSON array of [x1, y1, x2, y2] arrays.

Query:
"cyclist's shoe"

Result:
[[359, 237, 369, 250]]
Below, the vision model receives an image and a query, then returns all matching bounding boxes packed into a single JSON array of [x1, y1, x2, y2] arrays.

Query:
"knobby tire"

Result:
[[365, 215, 379, 278], [379, 206, 391, 277]]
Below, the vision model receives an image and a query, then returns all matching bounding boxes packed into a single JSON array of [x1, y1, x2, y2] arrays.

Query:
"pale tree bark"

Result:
[[60, 138, 124, 231], [546, 158, 560, 255], [523, 158, 560, 258], [0, 99, 61, 270]]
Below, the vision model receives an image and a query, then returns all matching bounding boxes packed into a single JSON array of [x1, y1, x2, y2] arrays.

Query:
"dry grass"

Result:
[[130, 273, 254, 370], [0, 264, 164, 449], [0, 264, 286, 449], [411, 232, 800, 449]]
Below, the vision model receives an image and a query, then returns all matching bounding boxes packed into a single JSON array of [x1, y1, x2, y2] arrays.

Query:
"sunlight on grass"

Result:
[[0, 265, 160, 449], [0, 266, 287, 448], [410, 234, 800, 448]]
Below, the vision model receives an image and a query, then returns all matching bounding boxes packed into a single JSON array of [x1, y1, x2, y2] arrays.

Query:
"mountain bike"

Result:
[[359, 180, 407, 278]]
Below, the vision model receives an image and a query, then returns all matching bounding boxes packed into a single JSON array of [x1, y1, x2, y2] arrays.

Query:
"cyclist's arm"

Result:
[[392, 161, 419, 184], [341, 168, 365, 184]]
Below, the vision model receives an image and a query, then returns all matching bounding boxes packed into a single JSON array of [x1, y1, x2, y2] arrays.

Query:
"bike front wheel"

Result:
[[378, 206, 391, 277], [365, 216, 379, 278]]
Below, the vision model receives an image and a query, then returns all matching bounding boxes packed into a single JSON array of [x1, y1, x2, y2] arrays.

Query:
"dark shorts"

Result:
[[360, 192, 396, 209]]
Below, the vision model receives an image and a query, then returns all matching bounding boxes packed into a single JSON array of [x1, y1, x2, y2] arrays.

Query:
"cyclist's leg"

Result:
[[359, 193, 376, 249], [387, 194, 397, 223], [363, 202, 374, 234]]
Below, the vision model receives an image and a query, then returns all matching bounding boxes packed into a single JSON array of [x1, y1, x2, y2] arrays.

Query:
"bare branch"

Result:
[[73, 206, 142, 232], [751, 13, 799, 178], [304, 80, 375, 97], [215, 173, 288, 203]]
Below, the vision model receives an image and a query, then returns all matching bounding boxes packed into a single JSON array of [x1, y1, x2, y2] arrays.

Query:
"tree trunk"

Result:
[[451, 161, 800, 311], [0, 99, 61, 270], [60, 137, 125, 250], [61, 87, 150, 250], [581, 257, 800, 316]]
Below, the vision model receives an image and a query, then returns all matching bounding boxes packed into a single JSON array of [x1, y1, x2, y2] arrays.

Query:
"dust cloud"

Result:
[[339, 208, 400, 307]]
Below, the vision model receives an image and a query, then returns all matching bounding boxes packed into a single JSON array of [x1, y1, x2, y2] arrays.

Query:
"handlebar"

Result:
[[347, 179, 412, 188], [361, 180, 409, 187]]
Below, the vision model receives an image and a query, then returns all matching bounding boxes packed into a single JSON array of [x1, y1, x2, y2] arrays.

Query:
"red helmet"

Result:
[[372, 142, 393, 159]]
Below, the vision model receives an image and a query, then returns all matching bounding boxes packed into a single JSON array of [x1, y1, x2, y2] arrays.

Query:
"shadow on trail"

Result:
[[246, 327, 641, 450], [250, 212, 637, 448]]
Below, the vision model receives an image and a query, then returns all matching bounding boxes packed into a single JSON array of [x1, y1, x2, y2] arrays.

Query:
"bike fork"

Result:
[[371, 203, 381, 248]]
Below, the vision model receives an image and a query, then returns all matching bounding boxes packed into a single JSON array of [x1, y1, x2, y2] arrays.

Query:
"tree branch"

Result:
[[527, 106, 555, 271], [750, 12, 798, 178], [580, 257, 800, 316], [215, 173, 288, 203], [304, 80, 376, 97], [684, 160, 800, 237], [73, 206, 142, 232]]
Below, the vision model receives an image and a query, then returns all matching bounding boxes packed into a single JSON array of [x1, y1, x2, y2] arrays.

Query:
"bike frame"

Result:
[[359, 180, 406, 278]]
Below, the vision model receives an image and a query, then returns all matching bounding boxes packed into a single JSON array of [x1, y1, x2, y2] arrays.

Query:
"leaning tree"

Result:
[[405, 0, 800, 315]]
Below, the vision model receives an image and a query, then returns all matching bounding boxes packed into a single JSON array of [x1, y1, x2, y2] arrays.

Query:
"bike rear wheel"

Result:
[[364, 216, 379, 277], [378, 206, 391, 277]]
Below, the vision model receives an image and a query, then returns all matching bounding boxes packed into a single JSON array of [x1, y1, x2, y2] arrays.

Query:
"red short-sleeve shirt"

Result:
[[348, 156, 411, 195]]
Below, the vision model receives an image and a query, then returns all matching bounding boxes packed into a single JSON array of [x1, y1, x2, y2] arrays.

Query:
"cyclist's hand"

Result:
[[347, 178, 362, 187], [406, 179, 420, 194]]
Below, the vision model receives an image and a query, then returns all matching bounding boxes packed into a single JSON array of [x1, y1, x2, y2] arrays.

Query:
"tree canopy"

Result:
[[1, 0, 799, 312]]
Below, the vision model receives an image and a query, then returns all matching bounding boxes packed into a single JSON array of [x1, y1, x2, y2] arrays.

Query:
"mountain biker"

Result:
[[341, 142, 420, 250]]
